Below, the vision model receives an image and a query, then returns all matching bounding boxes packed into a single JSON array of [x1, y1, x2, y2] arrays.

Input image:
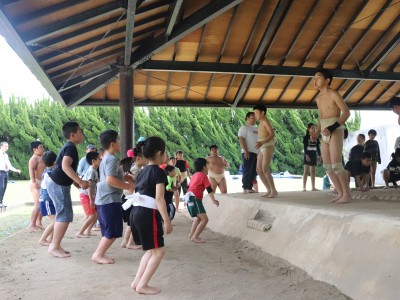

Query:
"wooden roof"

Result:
[[0, 0, 399, 109]]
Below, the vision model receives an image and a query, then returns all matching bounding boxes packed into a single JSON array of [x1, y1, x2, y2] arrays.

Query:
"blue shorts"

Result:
[[39, 189, 56, 216], [47, 180, 73, 222], [97, 203, 123, 239], [130, 206, 164, 251], [39, 199, 56, 216]]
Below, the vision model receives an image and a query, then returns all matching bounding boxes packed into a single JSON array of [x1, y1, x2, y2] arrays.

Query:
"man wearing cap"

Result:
[[77, 144, 96, 176]]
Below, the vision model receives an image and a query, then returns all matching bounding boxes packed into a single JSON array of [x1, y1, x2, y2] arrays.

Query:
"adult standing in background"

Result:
[[238, 112, 258, 194], [77, 144, 96, 176], [390, 97, 400, 126], [348, 134, 365, 161], [0, 141, 21, 207], [175, 150, 190, 196]]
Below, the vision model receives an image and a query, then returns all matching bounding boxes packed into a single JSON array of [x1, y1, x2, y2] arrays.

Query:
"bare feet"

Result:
[[38, 240, 50, 246], [311, 188, 319, 191], [334, 195, 351, 204], [302, 188, 306, 192], [104, 254, 115, 262], [48, 246, 71, 258], [328, 192, 338, 198], [135, 285, 161, 295], [85, 232, 97, 236], [91, 254, 114, 264], [330, 193, 342, 203], [121, 241, 127, 248], [126, 245, 142, 250], [267, 191, 278, 198], [36, 224, 45, 230], [59, 247, 70, 254], [75, 233, 90, 238], [261, 192, 271, 198], [28, 225, 40, 232], [191, 237, 205, 243]]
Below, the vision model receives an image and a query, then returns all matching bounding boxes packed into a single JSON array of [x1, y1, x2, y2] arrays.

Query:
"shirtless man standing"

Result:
[[28, 141, 46, 231], [314, 69, 351, 204], [206, 145, 229, 194], [254, 105, 278, 198]]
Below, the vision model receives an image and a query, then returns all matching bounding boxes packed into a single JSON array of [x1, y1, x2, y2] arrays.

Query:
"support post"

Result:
[[119, 67, 134, 157]]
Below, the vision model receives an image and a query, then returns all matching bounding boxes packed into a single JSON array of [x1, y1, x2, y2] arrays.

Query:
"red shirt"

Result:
[[188, 172, 210, 200], [159, 163, 167, 170]]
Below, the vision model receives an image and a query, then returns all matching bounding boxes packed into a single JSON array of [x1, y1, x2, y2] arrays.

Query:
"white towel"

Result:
[[183, 192, 195, 203], [122, 192, 157, 210]]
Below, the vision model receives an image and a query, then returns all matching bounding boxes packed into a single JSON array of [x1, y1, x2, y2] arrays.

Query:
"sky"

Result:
[[0, 35, 49, 102], [0, 34, 397, 129]]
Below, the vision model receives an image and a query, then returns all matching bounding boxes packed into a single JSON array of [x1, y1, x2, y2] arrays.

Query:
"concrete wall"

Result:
[[203, 194, 400, 300]]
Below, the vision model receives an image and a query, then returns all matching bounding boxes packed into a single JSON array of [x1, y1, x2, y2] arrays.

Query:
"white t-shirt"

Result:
[[395, 137, 400, 150], [238, 125, 259, 154]]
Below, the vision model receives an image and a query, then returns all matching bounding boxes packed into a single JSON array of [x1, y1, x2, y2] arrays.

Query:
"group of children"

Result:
[[345, 129, 400, 190], [28, 122, 219, 295], [302, 123, 400, 193]]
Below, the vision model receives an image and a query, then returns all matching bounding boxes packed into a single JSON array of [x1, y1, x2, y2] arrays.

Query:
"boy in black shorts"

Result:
[[91, 130, 134, 264], [345, 152, 372, 192], [383, 148, 400, 188]]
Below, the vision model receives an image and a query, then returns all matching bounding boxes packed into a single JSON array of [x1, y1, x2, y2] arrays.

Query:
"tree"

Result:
[[0, 95, 361, 179]]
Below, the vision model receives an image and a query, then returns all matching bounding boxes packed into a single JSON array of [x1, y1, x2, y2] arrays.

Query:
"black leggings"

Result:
[[179, 178, 188, 196]]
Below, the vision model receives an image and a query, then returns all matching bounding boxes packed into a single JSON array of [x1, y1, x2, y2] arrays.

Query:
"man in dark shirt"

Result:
[[348, 134, 365, 161], [383, 148, 400, 187], [345, 152, 372, 192]]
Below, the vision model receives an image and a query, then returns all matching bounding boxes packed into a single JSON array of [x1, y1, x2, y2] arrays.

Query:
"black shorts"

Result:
[[130, 206, 164, 251], [389, 173, 400, 183], [97, 203, 123, 239], [304, 153, 317, 166], [121, 195, 132, 225]]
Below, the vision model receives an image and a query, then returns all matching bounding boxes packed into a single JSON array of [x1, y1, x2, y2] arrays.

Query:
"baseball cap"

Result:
[[86, 144, 96, 150], [137, 136, 146, 142]]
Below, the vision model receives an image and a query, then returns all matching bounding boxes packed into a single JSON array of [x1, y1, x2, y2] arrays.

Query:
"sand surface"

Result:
[[0, 210, 350, 300]]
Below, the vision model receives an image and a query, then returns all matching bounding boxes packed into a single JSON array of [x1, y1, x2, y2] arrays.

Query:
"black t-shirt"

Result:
[[135, 165, 167, 198], [303, 135, 321, 156], [364, 140, 380, 162], [49, 141, 79, 186], [165, 190, 174, 204], [348, 145, 364, 161], [387, 160, 400, 175], [345, 160, 370, 177], [175, 159, 187, 172]]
